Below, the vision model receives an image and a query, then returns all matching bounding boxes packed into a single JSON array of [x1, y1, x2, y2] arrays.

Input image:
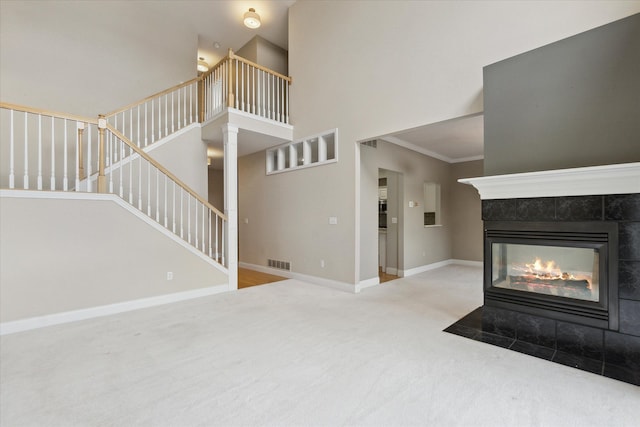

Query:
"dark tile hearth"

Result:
[[444, 307, 640, 386]]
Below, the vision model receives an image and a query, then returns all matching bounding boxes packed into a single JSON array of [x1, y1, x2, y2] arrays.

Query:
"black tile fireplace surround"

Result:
[[445, 193, 640, 386]]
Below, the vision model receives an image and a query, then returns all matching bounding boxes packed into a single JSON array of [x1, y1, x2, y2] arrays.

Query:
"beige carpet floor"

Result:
[[1, 265, 638, 426]]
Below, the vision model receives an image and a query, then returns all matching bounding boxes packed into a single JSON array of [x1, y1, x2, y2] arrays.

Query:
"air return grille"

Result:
[[268, 259, 291, 271]]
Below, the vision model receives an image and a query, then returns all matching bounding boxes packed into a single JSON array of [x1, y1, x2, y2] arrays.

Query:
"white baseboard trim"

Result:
[[399, 259, 482, 277], [239, 262, 357, 294], [356, 276, 380, 293], [0, 284, 229, 336]]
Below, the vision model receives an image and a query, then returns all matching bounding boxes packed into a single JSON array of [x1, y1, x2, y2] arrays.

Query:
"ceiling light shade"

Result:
[[197, 58, 209, 73], [243, 8, 261, 29]]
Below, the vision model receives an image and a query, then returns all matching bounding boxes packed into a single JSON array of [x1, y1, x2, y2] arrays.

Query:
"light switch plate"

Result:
[[329, 216, 338, 225], [391, 217, 398, 224]]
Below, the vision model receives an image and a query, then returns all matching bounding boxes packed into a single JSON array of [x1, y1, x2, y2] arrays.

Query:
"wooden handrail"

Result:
[[103, 77, 200, 118], [199, 54, 231, 81], [106, 124, 226, 220], [0, 102, 97, 124], [229, 50, 292, 83]]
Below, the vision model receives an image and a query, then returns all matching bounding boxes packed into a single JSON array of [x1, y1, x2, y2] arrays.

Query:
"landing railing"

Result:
[[200, 50, 292, 124], [0, 103, 227, 267], [103, 49, 291, 152]]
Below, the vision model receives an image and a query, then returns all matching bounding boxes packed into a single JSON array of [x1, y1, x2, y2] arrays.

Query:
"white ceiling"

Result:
[[379, 114, 485, 163], [146, 1, 485, 164], [148, 1, 296, 68]]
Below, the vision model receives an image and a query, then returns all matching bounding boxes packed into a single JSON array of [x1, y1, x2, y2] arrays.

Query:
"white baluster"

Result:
[[156, 168, 160, 222], [151, 100, 155, 143], [277, 78, 281, 122], [241, 62, 245, 111], [208, 210, 213, 258], [285, 80, 289, 124], [201, 204, 205, 252], [87, 125, 92, 192], [75, 122, 81, 191], [177, 90, 181, 130], [267, 73, 271, 120], [129, 109, 134, 146], [215, 214, 219, 261], [36, 115, 42, 190], [159, 97, 163, 139], [23, 111, 29, 189], [9, 109, 14, 189], [144, 102, 148, 147], [165, 94, 169, 135], [138, 156, 142, 210], [137, 105, 140, 147], [172, 182, 176, 234], [187, 193, 192, 244], [63, 119, 68, 191], [171, 92, 175, 133], [256, 70, 262, 116], [147, 161, 151, 216], [108, 132, 114, 193], [128, 144, 133, 203], [195, 198, 199, 248], [235, 59, 239, 109], [189, 84, 193, 124], [119, 139, 124, 198], [221, 218, 225, 266], [179, 188, 184, 238], [164, 175, 168, 228], [252, 66, 256, 114], [50, 117, 55, 190]]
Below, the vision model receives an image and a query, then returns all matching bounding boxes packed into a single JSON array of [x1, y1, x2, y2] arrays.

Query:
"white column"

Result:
[[223, 123, 239, 291]]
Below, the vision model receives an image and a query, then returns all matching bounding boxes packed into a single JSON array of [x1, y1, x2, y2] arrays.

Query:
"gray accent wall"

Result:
[[451, 160, 483, 262], [484, 13, 640, 176]]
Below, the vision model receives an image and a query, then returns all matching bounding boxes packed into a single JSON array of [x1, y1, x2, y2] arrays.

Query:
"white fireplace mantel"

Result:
[[458, 162, 640, 200]]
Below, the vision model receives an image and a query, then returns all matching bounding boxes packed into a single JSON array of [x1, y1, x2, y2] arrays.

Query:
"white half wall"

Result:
[[0, 193, 228, 323]]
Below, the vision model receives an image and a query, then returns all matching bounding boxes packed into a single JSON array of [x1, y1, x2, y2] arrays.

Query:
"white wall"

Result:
[[0, 196, 227, 322], [280, 1, 639, 283], [146, 126, 209, 200], [0, 1, 197, 117]]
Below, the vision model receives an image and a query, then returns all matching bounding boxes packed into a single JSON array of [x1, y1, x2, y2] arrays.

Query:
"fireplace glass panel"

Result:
[[491, 243, 599, 302]]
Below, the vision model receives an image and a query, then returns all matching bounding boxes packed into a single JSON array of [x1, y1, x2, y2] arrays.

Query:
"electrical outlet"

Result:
[[167, 272, 173, 280], [321, 259, 325, 268]]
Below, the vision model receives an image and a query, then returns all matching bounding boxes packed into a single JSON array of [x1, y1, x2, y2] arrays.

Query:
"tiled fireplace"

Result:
[[447, 163, 640, 386]]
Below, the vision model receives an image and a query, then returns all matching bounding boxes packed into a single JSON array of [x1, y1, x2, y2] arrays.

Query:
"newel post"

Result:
[[227, 48, 235, 108], [77, 122, 85, 180], [97, 115, 107, 193], [198, 77, 204, 123]]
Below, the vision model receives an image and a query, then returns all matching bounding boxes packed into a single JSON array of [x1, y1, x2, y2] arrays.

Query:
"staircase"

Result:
[[0, 50, 292, 332]]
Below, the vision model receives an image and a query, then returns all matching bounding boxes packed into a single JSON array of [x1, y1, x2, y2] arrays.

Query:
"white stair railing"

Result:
[[105, 125, 226, 264], [0, 103, 99, 192], [104, 79, 200, 149], [0, 103, 227, 267]]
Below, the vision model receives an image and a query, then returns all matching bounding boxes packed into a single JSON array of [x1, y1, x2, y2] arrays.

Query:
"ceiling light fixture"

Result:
[[243, 8, 261, 29], [197, 57, 209, 73]]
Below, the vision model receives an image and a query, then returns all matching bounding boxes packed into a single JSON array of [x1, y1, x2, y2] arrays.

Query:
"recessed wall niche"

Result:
[[266, 129, 338, 174]]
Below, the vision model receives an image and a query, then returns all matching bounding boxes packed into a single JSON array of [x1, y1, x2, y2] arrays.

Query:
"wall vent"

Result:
[[268, 259, 291, 271]]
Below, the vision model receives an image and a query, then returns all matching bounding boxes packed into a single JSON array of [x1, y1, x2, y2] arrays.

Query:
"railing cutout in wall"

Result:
[[266, 129, 338, 175]]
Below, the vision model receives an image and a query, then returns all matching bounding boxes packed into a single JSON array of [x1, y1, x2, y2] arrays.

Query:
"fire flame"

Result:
[[524, 258, 572, 280]]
